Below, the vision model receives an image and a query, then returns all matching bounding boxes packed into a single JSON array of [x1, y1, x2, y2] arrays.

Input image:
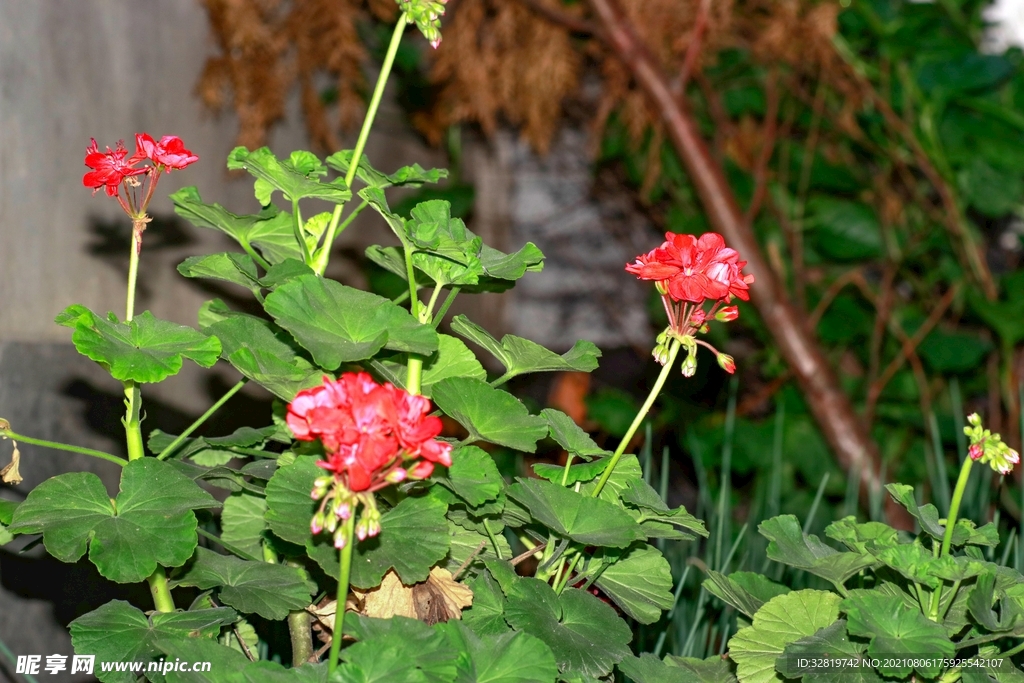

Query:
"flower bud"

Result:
[[335, 500, 351, 520], [311, 476, 331, 500], [717, 353, 736, 374], [333, 525, 350, 550], [385, 467, 408, 483], [655, 280, 669, 296], [652, 342, 672, 366], [969, 443, 983, 461], [325, 512, 339, 533], [689, 309, 706, 327], [366, 517, 382, 538], [311, 510, 325, 535], [715, 306, 739, 322], [355, 518, 369, 541], [681, 352, 697, 377]]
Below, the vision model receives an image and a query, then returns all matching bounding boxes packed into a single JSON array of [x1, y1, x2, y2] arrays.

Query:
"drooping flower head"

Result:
[[627, 232, 753, 375], [287, 373, 453, 548], [965, 413, 1020, 475], [399, 0, 448, 48]]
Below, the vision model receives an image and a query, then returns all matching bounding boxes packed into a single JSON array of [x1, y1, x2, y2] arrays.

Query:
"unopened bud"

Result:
[[311, 476, 331, 500], [969, 443, 984, 461], [355, 518, 369, 541], [385, 467, 407, 483], [717, 353, 736, 374], [655, 280, 669, 296], [681, 352, 698, 378], [335, 501, 351, 520], [715, 306, 739, 322], [333, 525, 350, 549], [311, 510, 325, 535], [689, 309, 706, 327], [325, 513, 339, 533], [652, 343, 671, 366]]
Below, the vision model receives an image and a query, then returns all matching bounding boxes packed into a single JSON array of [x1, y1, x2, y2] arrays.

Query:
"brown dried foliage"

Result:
[[198, 0, 397, 151]]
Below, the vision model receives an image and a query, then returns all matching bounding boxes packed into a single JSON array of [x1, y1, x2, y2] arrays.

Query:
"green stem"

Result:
[[124, 382, 144, 462], [0, 430, 126, 467], [148, 566, 175, 613], [157, 379, 249, 460], [560, 454, 575, 486], [404, 244, 424, 395], [313, 200, 370, 275], [313, 16, 409, 276], [328, 515, 357, 677], [591, 338, 681, 498], [931, 456, 974, 618], [292, 199, 311, 265], [482, 519, 503, 560], [1002, 639, 1024, 658], [423, 283, 444, 324], [286, 560, 314, 667], [490, 371, 515, 388], [126, 227, 141, 322], [554, 553, 582, 593], [432, 286, 460, 327]]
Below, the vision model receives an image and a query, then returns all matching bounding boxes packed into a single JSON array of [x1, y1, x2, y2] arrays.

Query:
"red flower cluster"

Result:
[[626, 232, 752, 304], [627, 232, 753, 376], [83, 134, 198, 220], [287, 373, 452, 492]]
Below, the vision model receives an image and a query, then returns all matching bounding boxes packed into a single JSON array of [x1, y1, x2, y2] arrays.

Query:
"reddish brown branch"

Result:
[[744, 69, 780, 225], [514, 0, 599, 35], [865, 285, 959, 420], [677, 0, 712, 93], [586, 0, 911, 528]]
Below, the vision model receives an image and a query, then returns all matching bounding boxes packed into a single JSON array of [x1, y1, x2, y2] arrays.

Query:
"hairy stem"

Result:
[[591, 339, 681, 498], [313, 15, 409, 276], [148, 567, 175, 613], [286, 560, 314, 667], [157, 379, 249, 460], [930, 456, 974, 619], [0, 429, 126, 467], [126, 227, 141, 323], [328, 515, 357, 677]]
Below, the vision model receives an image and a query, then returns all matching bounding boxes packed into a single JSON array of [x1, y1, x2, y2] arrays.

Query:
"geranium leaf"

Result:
[[446, 446, 504, 507], [372, 334, 487, 398], [703, 570, 791, 619], [56, 306, 221, 384], [272, 459, 450, 588], [264, 456, 322, 546], [506, 477, 645, 548], [0, 500, 16, 546], [264, 274, 438, 369], [227, 147, 351, 204], [532, 459, 608, 485], [618, 653, 700, 683], [156, 636, 328, 683], [443, 621, 559, 683], [662, 655, 737, 683], [503, 580, 631, 678], [259, 258, 315, 290], [578, 454, 642, 503], [842, 592, 954, 678], [170, 186, 303, 265], [431, 377, 548, 452], [969, 572, 1024, 633], [885, 483, 997, 548], [444, 521, 511, 576], [325, 151, 447, 189], [68, 601, 237, 683], [148, 425, 278, 465], [824, 517, 899, 555], [9, 458, 218, 583], [221, 492, 268, 560], [175, 547, 315, 620], [778, 620, 882, 683], [451, 315, 600, 381], [178, 252, 261, 296], [205, 312, 322, 401], [728, 589, 842, 683], [341, 616, 459, 683], [759, 515, 875, 588], [591, 544, 674, 624], [462, 571, 510, 637], [620, 479, 708, 541], [541, 409, 610, 461]]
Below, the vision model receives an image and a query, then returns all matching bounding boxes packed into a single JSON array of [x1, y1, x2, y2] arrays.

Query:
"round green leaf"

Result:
[[9, 458, 219, 583], [728, 589, 841, 683], [504, 579, 632, 678], [592, 544, 674, 624], [432, 378, 548, 452]]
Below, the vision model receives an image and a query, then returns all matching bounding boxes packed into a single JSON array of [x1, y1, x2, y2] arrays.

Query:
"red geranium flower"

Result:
[[626, 232, 752, 304], [135, 133, 198, 170], [82, 139, 148, 197], [287, 373, 452, 493]]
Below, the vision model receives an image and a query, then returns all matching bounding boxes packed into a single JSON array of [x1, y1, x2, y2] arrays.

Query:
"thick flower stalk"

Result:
[[287, 372, 453, 549], [626, 231, 753, 376]]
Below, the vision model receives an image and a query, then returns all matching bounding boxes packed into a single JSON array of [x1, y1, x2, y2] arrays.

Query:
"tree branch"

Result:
[[586, 0, 911, 528], [514, 0, 599, 35]]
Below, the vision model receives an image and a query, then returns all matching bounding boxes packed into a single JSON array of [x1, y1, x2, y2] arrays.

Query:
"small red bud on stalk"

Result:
[[717, 353, 736, 375], [716, 306, 739, 322]]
